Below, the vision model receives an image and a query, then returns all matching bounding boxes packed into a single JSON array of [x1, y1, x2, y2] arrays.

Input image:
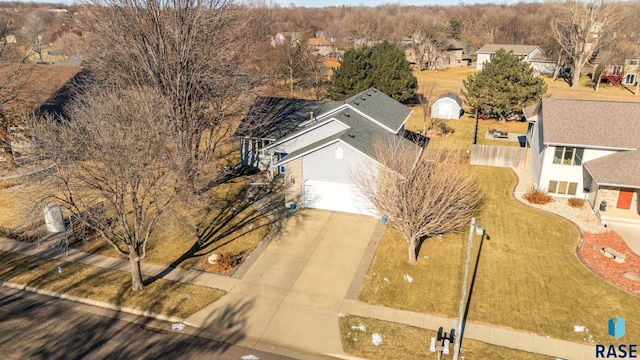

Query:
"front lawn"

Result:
[[340, 316, 553, 360], [359, 166, 640, 344], [0, 250, 224, 318]]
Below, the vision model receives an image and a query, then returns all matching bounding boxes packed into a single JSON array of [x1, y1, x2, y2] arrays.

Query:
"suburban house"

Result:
[[308, 37, 333, 57], [592, 49, 639, 86], [476, 44, 554, 74], [405, 38, 472, 70], [234, 88, 424, 216], [525, 98, 640, 228], [431, 93, 463, 120]]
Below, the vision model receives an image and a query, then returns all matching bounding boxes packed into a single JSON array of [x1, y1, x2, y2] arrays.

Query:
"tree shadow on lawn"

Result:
[[149, 175, 306, 283]]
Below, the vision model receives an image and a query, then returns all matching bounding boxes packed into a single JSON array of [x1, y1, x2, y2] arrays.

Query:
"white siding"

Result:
[[538, 146, 617, 197], [476, 53, 492, 71], [431, 98, 461, 119], [302, 141, 375, 183], [270, 120, 348, 154], [528, 120, 544, 185]]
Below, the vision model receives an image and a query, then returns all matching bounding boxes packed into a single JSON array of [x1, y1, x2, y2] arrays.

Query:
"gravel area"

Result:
[[511, 166, 608, 234]]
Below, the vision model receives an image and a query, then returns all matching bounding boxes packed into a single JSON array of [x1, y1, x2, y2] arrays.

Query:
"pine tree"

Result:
[[329, 47, 373, 101], [329, 42, 417, 102], [463, 49, 547, 121], [370, 41, 418, 103]]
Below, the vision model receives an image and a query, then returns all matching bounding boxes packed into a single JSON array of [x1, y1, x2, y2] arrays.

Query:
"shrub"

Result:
[[438, 122, 455, 135], [523, 187, 552, 205], [568, 197, 585, 208]]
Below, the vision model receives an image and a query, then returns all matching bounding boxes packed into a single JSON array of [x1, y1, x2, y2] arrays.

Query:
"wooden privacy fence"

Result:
[[469, 144, 528, 168]]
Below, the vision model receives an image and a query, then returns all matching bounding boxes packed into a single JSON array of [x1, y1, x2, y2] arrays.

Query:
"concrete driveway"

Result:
[[186, 210, 379, 357]]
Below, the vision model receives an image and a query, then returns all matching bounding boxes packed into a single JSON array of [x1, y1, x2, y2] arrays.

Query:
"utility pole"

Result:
[[453, 217, 476, 360]]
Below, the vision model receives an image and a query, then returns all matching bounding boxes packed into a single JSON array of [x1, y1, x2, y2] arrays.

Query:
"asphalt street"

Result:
[[0, 286, 296, 360]]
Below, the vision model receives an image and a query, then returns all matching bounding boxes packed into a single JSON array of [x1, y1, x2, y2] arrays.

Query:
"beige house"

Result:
[[476, 44, 554, 74], [593, 48, 640, 86], [525, 98, 640, 232]]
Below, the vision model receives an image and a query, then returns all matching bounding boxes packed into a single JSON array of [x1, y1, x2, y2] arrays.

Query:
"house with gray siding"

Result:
[[235, 88, 423, 215], [525, 98, 640, 230], [476, 44, 552, 74]]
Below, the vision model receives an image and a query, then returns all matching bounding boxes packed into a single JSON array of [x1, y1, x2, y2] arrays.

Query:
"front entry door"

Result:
[[616, 188, 634, 209]]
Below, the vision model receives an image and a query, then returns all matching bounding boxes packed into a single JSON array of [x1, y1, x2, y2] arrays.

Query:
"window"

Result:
[[612, 65, 622, 75], [625, 73, 636, 85], [630, 59, 639, 65], [548, 180, 578, 195], [553, 146, 584, 165]]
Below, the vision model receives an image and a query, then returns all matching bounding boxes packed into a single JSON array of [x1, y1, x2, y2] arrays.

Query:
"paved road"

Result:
[[0, 286, 295, 360]]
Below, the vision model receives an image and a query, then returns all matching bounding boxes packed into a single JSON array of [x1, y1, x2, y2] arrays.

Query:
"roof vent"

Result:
[[348, 134, 355, 138], [360, 97, 366, 101], [366, 93, 372, 96], [354, 101, 359, 105], [344, 113, 350, 117]]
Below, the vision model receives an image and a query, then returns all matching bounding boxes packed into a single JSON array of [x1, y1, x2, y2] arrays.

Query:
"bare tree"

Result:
[[76, 0, 266, 189], [30, 88, 184, 290], [352, 141, 479, 264], [417, 79, 440, 134], [0, 15, 32, 170], [551, 0, 619, 88]]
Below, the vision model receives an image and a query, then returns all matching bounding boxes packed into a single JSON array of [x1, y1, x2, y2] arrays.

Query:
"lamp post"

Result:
[[452, 217, 478, 360]]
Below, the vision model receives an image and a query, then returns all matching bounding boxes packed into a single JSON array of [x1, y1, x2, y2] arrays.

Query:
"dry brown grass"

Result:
[[340, 316, 553, 360], [0, 250, 224, 318]]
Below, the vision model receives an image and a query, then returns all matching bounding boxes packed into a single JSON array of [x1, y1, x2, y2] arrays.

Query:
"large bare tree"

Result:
[[76, 0, 265, 189], [551, 0, 619, 88], [31, 88, 183, 290], [353, 141, 479, 264], [0, 15, 32, 170]]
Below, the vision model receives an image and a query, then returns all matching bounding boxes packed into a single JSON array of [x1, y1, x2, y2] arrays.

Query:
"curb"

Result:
[[0, 280, 185, 324]]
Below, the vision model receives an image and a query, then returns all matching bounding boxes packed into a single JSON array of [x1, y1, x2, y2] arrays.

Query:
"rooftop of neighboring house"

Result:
[[308, 37, 331, 47], [536, 98, 640, 150], [476, 44, 540, 56], [584, 149, 640, 188]]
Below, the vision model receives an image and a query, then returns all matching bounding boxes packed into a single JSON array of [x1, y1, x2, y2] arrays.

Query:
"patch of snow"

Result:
[[241, 355, 259, 360], [383, 277, 389, 282], [338, 313, 345, 318], [351, 324, 366, 332], [404, 274, 413, 283], [171, 322, 185, 331], [57, 266, 62, 274], [573, 325, 585, 332], [372, 333, 383, 346]]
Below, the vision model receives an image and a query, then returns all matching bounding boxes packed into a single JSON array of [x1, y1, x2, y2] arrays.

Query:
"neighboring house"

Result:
[[593, 49, 639, 86], [308, 37, 333, 57], [431, 93, 463, 120], [235, 88, 424, 216], [405, 38, 471, 70], [476, 44, 548, 73], [525, 98, 640, 228], [36, 68, 94, 120]]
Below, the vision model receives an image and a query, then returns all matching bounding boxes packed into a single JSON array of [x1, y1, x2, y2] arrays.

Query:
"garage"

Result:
[[303, 179, 376, 216]]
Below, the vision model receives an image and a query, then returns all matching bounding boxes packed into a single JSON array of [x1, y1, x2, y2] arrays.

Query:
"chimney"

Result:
[[309, 111, 314, 122]]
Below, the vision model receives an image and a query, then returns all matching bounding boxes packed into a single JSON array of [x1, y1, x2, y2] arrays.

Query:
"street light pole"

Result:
[[453, 217, 476, 360]]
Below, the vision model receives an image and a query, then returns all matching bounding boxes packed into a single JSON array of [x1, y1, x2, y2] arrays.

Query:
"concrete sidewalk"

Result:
[[0, 225, 597, 360]]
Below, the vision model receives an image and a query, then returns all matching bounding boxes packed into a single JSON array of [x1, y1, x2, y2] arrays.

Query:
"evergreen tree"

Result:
[[463, 49, 547, 121], [329, 42, 417, 102], [329, 47, 372, 101], [370, 41, 418, 103]]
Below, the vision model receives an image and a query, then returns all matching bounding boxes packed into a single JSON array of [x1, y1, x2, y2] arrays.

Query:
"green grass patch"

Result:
[[340, 316, 553, 360], [360, 166, 640, 344], [0, 250, 224, 318]]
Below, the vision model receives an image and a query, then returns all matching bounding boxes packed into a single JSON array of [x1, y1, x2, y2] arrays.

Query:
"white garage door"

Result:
[[304, 179, 376, 216]]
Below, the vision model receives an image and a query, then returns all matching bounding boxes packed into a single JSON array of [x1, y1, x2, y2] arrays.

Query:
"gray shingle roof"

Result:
[[540, 98, 640, 149], [344, 88, 412, 133], [234, 97, 341, 139], [436, 92, 463, 107], [584, 150, 640, 188], [476, 44, 539, 56], [277, 107, 419, 165]]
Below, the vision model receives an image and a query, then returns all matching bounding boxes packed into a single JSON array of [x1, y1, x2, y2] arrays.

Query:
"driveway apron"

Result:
[[185, 210, 378, 357]]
